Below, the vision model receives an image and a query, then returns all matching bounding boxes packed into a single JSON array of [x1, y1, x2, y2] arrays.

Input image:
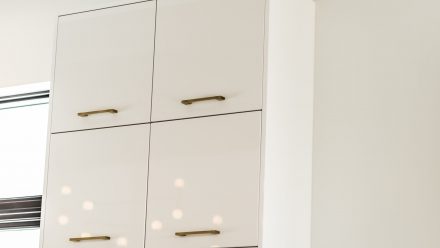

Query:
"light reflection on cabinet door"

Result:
[[147, 112, 261, 248], [43, 124, 150, 248]]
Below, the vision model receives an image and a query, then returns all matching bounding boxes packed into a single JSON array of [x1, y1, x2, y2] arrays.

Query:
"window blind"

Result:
[[0, 196, 42, 230]]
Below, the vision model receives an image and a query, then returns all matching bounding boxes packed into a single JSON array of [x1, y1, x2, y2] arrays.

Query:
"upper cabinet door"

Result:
[[146, 112, 262, 248], [51, 1, 156, 133], [42, 124, 150, 248], [151, 0, 266, 122]]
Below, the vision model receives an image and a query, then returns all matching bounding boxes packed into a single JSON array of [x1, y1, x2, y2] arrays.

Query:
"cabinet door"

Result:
[[151, 0, 265, 121], [147, 112, 261, 248], [42, 125, 149, 248], [51, 1, 155, 133]]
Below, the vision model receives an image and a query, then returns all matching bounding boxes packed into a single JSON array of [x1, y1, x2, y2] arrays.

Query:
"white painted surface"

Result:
[[262, 0, 315, 248], [0, 103, 48, 198], [151, 0, 265, 121], [1, 2, 317, 248], [313, 0, 440, 247], [0, 1, 54, 87], [0, 0, 148, 87], [0, 82, 50, 97], [51, 1, 155, 132], [147, 112, 261, 248], [43, 124, 150, 248]]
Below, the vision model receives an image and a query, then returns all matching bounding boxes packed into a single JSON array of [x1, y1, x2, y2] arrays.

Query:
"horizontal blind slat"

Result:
[[0, 196, 42, 230]]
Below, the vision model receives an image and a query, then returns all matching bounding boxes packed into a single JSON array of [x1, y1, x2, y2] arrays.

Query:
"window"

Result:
[[0, 82, 50, 247]]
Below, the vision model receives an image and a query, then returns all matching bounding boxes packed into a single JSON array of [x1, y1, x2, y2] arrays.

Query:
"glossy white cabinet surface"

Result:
[[151, 0, 265, 121], [42, 125, 150, 248], [146, 112, 261, 248], [51, 1, 156, 133]]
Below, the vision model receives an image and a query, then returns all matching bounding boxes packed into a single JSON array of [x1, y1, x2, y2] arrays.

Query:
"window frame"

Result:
[[0, 86, 49, 231]]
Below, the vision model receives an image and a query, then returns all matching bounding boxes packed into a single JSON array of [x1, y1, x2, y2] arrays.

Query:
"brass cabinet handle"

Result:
[[69, 236, 111, 242], [77, 109, 118, 117], [181, 96, 226, 105], [175, 230, 220, 237]]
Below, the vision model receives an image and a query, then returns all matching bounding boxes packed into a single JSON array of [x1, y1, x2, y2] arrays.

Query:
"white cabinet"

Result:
[[42, 125, 150, 248], [51, 1, 156, 133], [42, 1, 265, 248], [146, 112, 261, 248], [151, 0, 266, 121]]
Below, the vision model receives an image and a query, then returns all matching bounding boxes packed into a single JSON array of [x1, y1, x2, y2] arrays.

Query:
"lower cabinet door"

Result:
[[42, 124, 150, 248], [146, 112, 261, 248]]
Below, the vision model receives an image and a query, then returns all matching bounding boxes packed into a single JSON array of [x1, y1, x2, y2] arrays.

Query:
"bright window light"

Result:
[[0, 82, 50, 248], [0, 82, 49, 197], [0, 229, 40, 248]]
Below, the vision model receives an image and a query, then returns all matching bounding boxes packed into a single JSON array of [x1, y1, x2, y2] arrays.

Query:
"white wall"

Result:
[[262, 0, 315, 247], [313, 0, 440, 247], [0, 0, 143, 87], [0, 1, 55, 87]]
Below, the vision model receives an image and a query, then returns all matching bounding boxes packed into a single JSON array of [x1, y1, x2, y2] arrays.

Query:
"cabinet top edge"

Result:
[[58, 0, 154, 18]]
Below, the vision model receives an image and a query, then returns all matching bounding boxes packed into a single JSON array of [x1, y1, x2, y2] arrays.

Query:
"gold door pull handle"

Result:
[[77, 109, 118, 117], [69, 236, 111, 242], [175, 230, 220, 237], [181, 96, 226, 105]]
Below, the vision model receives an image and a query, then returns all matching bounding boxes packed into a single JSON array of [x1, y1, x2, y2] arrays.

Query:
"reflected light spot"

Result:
[[116, 237, 128, 247], [151, 220, 163, 230], [211, 245, 220, 248], [80, 233, 91, 238], [212, 215, 223, 225], [61, 186, 72, 195], [172, 209, 183, 220], [58, 215, 69, 225], [82, 201, 94, 211], [174, 178, 185, 188]]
